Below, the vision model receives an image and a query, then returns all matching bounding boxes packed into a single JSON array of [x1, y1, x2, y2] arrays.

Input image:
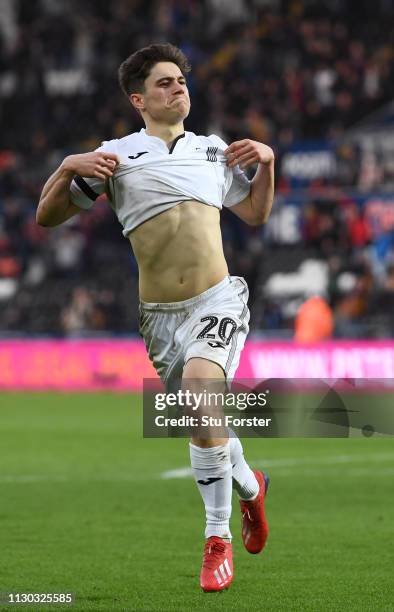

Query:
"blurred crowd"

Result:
[[256, 188, 394, 338], [0, 0, 393, 337]]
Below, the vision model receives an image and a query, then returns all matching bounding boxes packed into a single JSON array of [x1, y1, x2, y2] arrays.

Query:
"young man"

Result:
[[37, 43, 274, 593]]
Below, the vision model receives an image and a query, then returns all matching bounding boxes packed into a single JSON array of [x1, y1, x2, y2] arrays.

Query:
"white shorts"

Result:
[[139, 276, 250, 383]]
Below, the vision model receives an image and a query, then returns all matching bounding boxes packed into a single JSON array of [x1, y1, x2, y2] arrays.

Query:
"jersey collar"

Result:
[[140, 128, 186, 153]]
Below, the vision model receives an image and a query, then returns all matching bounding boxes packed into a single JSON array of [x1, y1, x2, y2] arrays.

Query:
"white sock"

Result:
[[229, 431, 259, 500], [189, 441, 232, 540]]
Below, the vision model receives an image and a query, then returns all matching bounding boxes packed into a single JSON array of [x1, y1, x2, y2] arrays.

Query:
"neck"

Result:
[[144, 120, 185, 145]]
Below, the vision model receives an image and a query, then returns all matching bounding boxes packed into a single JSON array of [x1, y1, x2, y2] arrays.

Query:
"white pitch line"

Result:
[[1, 452, 393, 484], [0, 475, 69, 483], [258, 452, 394, 468], [161, 467, 193, 479], [160, 452, 394, 479], [0, 473, 145, 484]]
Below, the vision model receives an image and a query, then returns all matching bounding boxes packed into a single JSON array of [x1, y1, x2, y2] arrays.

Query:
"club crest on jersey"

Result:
[[206, 147, 218, 162]]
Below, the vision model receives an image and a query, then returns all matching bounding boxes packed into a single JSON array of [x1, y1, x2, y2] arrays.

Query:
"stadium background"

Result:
[[1, 1, 393, 610]]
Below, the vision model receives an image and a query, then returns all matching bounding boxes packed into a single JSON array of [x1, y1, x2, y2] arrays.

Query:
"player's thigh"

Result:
[[182, 357, 226, 400], [140, 307, 186, 382], [183, 356, 226, 381]]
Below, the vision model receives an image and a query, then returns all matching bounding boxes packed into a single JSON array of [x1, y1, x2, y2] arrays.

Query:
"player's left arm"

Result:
[[224, 139, 275, 226]]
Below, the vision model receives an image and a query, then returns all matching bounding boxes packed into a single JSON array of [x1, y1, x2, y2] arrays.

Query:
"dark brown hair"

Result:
[[118, 43, 191, 96]]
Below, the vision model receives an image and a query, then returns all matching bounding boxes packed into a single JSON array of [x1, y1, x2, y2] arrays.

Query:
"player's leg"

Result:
[[228, 428, 259, 499], [193, 277, 269, 555], [229, 428, 270, 554], [183, 357, 233, 591], [186, 366, 269, 550], [182, 275, 269, 559]]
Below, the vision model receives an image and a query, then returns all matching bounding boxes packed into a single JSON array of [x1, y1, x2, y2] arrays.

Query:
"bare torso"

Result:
[[128, 200, 228, 302]]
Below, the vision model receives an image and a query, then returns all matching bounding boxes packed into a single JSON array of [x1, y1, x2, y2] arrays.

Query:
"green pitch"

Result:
[[0, 392, 393, 611]]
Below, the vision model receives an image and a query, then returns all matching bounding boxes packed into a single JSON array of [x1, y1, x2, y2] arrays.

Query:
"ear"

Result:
[[130, 93, 145, 112]]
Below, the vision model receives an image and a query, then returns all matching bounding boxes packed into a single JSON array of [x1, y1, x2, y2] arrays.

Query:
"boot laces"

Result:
[[242, 503, 261, 530], [203, 539, 226, 568]]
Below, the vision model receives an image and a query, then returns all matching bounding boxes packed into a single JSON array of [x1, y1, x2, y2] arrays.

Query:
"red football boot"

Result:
[[240, 470, 270, 554], [200, 536, 233, 592]]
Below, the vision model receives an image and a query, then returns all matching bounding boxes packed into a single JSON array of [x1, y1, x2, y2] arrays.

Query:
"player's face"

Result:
[[140, 62, 191, 124]]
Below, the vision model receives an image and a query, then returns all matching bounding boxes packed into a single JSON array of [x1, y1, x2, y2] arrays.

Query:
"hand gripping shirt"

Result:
[[70, 129, 251, 237]]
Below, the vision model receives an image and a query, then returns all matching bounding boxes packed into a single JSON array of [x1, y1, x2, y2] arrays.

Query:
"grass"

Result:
[[0, 392, 393, 611]]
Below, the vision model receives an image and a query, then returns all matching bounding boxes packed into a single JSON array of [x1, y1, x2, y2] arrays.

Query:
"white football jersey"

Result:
[[70, 129, 251, 237]]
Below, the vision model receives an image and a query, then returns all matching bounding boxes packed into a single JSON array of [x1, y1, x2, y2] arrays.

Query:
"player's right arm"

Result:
[[36, 151, 119, 227]]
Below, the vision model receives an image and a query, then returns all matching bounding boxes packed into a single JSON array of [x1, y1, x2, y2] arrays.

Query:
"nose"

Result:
[[173, 82, 186, 95]]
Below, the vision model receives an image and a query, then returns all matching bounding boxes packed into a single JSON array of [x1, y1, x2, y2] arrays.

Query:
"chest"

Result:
[[114, 152, 230, 199], [130, 201, 220, 260]]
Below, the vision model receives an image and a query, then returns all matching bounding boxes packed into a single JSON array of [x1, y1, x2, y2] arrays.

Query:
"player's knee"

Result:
[[191, 436, 230, 448]]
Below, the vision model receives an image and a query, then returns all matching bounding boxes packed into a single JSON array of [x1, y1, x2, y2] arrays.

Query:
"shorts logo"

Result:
[[206, 147, 218, 162], [207, 341, 226, 349]]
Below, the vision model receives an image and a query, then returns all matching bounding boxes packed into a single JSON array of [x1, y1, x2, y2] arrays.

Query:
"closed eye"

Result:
[[158, 78, 186, 87]]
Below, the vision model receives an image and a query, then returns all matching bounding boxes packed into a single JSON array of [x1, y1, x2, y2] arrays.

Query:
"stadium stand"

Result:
[[0, 0, 393, 337]]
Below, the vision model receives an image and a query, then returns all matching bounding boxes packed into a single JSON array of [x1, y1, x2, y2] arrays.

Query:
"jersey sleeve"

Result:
[[69, 140, 116, 210], [208, 134, 251, 208]]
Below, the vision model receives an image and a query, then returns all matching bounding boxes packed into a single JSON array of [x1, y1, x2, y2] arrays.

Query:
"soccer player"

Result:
[[36, 43, 274, 592]]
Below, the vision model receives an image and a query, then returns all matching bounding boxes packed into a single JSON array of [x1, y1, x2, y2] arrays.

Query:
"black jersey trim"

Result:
[[74, 175, 100, 201], [168, 132, 185, 154]]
